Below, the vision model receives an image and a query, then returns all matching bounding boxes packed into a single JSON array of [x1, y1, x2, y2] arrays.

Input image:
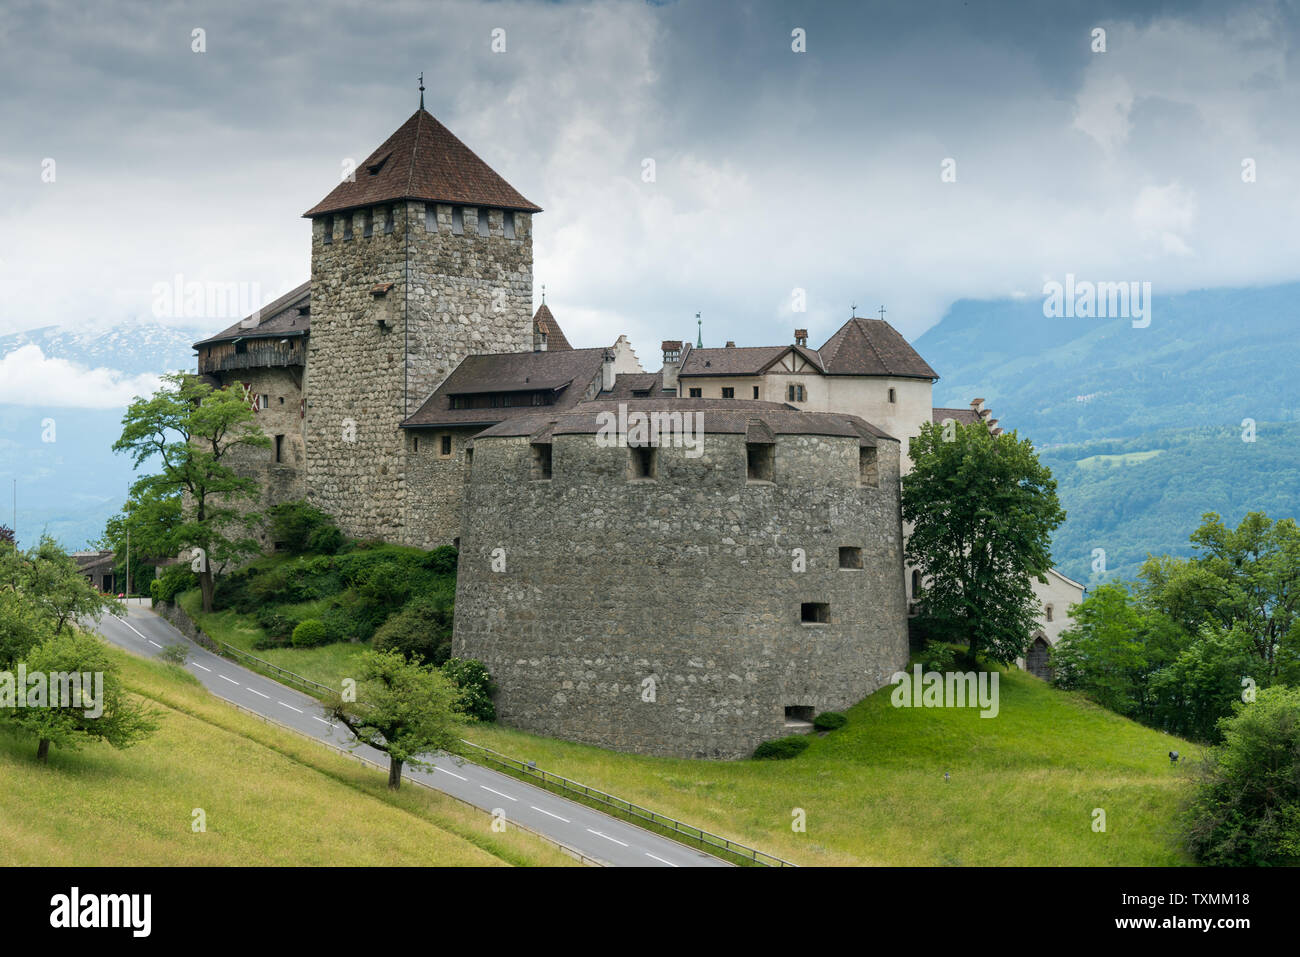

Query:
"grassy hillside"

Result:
[[467, 664, 1195, 866], [0, 640, 575, 867]]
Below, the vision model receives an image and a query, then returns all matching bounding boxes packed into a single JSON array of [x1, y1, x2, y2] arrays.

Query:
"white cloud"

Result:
[[0, 344, 161, 408]]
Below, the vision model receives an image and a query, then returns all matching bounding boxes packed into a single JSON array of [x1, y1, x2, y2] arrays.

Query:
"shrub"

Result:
[[1182, 686, 1300, 865], [306, 524, 344, 555], [442, 657, 496, 722], [813, 711, 848, 732], [921, 640, 958, 674], [151, 564, 197, 604], [290, 619, 329, 648], [372, 597, 453, 665], [266, 500, 340, 555], [158, 643, 189, 665], [423, 545, 459, 575], [753, 736, 810, 760], [254, 605, 300, 641]]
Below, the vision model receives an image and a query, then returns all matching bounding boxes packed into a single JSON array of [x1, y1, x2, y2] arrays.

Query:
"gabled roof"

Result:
[[194, 281, 311, 348], [678, 344, 819, 378], [598, 371, 674, 399], [532, 304, 572, 350], [303, 109, 542, 218], [818, 317, 937, 380], [931, 407, 982, 425], [401, 348, 607, 429]]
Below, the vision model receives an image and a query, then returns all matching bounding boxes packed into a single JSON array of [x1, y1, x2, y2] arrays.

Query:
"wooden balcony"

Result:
[[197, 339, 305, 374]]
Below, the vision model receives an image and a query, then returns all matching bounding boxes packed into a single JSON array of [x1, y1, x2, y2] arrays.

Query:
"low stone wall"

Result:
[[153, 599, 218, 652]]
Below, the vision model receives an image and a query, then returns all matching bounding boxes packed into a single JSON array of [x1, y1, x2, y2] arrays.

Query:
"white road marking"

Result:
[[480, 785, 517, 802], [436, 767, 468, 782], [147, 639, 163, 648], [312, 716, 331, 725], [277, 701, 304, 714], [529, 805, 571, 824], [645, 852, 679, 867], [192, 663, 211, 672], [219, 675, 240, 685], [586, 829, 629, 848], [246, 688, 270, 699]]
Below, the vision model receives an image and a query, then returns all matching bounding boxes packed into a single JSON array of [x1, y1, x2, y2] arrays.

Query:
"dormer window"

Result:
[[366, 152, 392, 176]]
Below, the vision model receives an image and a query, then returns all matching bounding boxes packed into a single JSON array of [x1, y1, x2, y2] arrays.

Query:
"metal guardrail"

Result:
[[213, 697, 603, 867], [158, 599, 793, 868], [458, 740, 798, 868]]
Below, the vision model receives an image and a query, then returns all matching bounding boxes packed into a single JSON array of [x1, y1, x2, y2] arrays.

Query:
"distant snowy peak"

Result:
[[0, 318, 205, 377]]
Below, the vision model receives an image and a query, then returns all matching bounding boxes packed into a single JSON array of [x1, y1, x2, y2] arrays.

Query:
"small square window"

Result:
[[629, 445, 656, 480], [477, 208, 490, 237], [259, 394, 269, 409], [801, 602, 830, 624], [721, 387, 735, 399], [452, 207, 464, 234], [688, 387, 702, 398], [839, 546, 863, 569], [746, 442, 774, 483], [752, 386, 760, 399], [504, 211, 516, 238], [531, 442, 552, 480]]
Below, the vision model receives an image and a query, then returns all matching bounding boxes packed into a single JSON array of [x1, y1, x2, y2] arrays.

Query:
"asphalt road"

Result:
[[91, 602, 729, 868]]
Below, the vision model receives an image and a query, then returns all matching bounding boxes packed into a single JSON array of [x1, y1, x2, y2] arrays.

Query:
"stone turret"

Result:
[[300, 107, 541, 541]]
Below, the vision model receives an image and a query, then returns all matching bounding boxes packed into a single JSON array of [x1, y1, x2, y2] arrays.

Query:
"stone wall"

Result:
[[403, 426, 478, 548], [453, 429, 909, 758], [304, 201, 533, 544]]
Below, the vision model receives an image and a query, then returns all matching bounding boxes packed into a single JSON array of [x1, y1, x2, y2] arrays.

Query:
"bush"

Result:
[[423, 545, 459, 575], [151, 564, 198, 604], [266, 500, 340, 555], [921, 640, 958, 674], [306, 524, 344, 555], [254, 605, 300, 642], [1182, 686, 1300, 865], [290, 619, 329, 648], [813, 711, 848, 732], [442, 657, 496, 722], [372, 597, 453, 665], [753, 736, 810, 760]]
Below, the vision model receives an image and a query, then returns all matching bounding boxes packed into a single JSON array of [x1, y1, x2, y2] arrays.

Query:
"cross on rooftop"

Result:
[[878, 305, 887, 320]]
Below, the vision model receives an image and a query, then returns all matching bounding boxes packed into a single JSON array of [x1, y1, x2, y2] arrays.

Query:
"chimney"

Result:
[[602, 348, 617, 392], [970, 397, 985, 414], [661, 340, 684, 392], [725, 340, 735, 348], [794, 328, 808, 347]]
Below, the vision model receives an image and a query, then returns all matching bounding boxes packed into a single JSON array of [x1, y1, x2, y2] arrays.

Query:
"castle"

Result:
[[193, 104, 1081, 758]]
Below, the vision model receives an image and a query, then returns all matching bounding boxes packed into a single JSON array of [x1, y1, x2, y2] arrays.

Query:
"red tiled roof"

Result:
[[818, 317, 937, 380], [303, 109, 541, 218], [931, 407, 982, 425], [532, 304, 572, 350]]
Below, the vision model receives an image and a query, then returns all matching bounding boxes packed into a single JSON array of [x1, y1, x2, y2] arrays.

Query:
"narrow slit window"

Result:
[[859, 446, 878, 487], [273, 434, 284, 463], [452, 206, 464, 234], [383, 206, 395, 235], [425, 204, 437, 233], [531, 442, 552, 480], [477, 208, 490, 236], [321, 215, 333, 244], [440, 434, 452, 457], [888, 387, 897, 403], [343, 214, 353, 241], [363, 209, 374, 238]]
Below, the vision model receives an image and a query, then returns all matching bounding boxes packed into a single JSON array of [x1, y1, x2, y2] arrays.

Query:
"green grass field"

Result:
[[0, 640, 575, 867], [466, 665, 1197, 866]]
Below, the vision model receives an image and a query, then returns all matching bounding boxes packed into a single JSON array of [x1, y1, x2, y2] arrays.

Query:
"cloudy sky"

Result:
[[3, 0, 1299, 361]]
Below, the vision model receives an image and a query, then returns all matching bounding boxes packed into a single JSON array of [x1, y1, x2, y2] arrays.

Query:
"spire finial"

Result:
[[541, 283, 546, 305], [696, 312, 703, 348], [418, 72, 425, 109], [850, 301, 857, 317], [878, 304, 886, 320]]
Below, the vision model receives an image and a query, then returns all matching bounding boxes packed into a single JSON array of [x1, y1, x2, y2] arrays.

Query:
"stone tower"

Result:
[[301, 107, 541, 541]]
